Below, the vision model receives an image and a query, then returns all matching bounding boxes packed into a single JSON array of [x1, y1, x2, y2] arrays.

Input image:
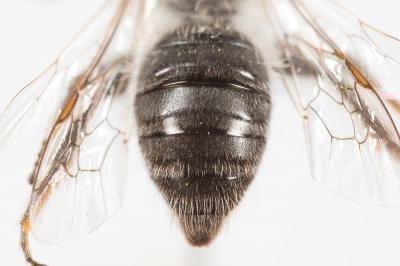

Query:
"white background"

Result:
[[1, 0, 400, 265]]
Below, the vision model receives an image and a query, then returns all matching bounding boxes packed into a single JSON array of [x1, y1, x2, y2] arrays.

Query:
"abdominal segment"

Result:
[[134, 17, 270, 245]]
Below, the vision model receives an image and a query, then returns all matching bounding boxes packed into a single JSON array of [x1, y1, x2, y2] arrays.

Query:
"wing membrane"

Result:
[[29, 61, 131, 243], [0, 0, 132, 148], [267, 0, 400, 204], [21, 0, 140, 243], [5, 0, 147, 264]]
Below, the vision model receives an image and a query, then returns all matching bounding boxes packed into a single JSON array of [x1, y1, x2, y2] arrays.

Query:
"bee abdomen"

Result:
[[134, 25, 270, 245]]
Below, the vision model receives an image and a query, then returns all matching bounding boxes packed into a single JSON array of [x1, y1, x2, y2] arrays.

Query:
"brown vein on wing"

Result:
[[30, 66, 128, 238], [293, 0, 400, 146], [55, 0, 130, 123]]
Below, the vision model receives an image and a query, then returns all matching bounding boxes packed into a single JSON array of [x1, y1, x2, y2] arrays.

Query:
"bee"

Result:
[[1, 0, 400, 265]]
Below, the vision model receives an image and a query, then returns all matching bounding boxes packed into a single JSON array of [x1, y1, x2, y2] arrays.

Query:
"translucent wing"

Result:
[[266, 0, 400, 205], [6, 0, 145, 256], [28, 60, 132, 243], [0, 0, 135, 148]]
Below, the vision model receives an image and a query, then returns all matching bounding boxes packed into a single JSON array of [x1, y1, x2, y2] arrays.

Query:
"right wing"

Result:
[[266, 0, 400, 205]]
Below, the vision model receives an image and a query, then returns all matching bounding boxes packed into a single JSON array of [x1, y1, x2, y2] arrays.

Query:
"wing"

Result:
[[0, 0, 137, 148], [266, 0, 400, 205], [1, 0, 145, 249], [28, 60, 131, 243]]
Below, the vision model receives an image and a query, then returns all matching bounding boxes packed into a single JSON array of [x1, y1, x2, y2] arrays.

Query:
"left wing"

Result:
[[0, 0, 146, 265], [265, 0, 400, 205]]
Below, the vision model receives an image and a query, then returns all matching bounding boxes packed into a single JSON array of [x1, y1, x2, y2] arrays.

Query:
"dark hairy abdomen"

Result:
[[134, 20, 270, 245]]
